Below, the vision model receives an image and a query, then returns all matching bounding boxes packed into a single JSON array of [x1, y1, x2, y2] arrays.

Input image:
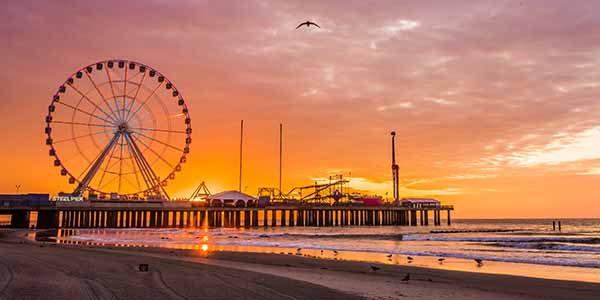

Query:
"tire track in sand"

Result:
[[11, 252, 120, 300], [151, 268, 189, 300], [0, 259, 14, 297]]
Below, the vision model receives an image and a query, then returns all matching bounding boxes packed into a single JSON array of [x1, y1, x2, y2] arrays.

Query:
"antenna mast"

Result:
[[279, 123, 283, 196], [391, 131, 399, 201], [239, 120, 244, 192]]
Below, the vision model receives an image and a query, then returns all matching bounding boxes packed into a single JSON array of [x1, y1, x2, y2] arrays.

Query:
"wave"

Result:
[[257, 233, 405, 241], [65, 233, 600, 269], [402, 235, 600, 244], [487, 242, 600, 253], [72, 228, 600, 245], [204, 240, 600, 268], [167, 230, 408, 241]]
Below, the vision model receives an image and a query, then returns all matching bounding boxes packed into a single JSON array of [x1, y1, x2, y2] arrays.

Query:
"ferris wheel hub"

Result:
[[117, 122, 129, 133]]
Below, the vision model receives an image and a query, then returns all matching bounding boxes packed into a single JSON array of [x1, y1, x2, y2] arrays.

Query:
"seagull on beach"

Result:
[[474, 258, 483, 266], [401, 273, 410, 282], [387, 254, 393, 258], [333, 250, 338, 255], [370, 265, 380, 271], [296, 21, 321, 29], [407, 256, 414, 262], [297, 248, 302, 252], [438, 258, 445, 263]]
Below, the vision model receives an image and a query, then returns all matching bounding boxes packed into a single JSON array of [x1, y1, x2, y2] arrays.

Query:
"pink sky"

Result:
[[1, 1, 600, 217]]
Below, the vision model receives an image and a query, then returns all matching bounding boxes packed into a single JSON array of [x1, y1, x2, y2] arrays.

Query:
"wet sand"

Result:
[[0, 230, 361, 300], [2, 230, 600, 300]]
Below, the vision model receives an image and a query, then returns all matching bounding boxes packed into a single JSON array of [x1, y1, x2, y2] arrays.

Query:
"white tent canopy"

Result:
[[207, 190, 256, 207]]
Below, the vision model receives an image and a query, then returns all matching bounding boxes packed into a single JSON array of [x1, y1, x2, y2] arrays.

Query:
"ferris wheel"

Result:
[[45, 59, 192, 200]]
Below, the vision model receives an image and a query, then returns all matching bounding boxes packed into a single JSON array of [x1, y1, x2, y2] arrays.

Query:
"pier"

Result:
[[1, 198, 453, 229]]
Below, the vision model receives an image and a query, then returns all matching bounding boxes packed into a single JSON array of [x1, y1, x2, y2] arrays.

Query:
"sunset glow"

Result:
[[1, 1, 599, 217]]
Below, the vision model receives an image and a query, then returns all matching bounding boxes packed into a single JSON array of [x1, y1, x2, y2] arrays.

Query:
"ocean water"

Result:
[[56, 218, 600, 283]]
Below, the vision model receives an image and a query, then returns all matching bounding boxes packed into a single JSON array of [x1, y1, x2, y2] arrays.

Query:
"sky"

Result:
[[1, 0, 600, 218]]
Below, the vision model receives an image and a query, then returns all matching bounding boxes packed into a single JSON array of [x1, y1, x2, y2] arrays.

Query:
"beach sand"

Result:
[[1, 230, 599, 300]]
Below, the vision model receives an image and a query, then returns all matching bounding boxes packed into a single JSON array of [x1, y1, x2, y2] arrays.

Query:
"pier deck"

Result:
[[1, 200, 453, 229]]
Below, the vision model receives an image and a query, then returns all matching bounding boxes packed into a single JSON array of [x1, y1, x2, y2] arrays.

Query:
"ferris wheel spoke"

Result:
[[84, 71, 120, 121], [122, 176, 138, 192], [124, 135, 143, 191], [103, 169, 140, 176], [54, 128, 113, 144], [130, 133, 171, 200], [73, 133, 120, 196], [76, 136, 115, 180], [124, 71, 146, 122], [132, 131, 183, 152], [51, 120, 115, 128], [127, 81, 164, 123], [130, 151, 155, 193], [96, 133, 122, 189], [66, 82, 117, 123], [125, 133, 156, 192], [98, 174, 119, 191], [130, 127, 187, 134], [122, 66, 128, 121], [73, 143, 106, 180], [131, 133, 174, 168], [118, 133, 125, 193], [55, 101, 114, 125], [104, 66, 123, 121], [125, 133, 165, 195]]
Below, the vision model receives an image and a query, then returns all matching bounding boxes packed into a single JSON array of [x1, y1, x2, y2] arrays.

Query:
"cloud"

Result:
[[377, 102, 414, 111], [577, 168, 600, 176], [380, 19, 420, 36], [425, 97, 456, 106], [301, 88, 319, 97], [447, 174, 498, 180], [370, 18, 420, 49], [2, 0, 600, 214], [506, 127, 600, 166]]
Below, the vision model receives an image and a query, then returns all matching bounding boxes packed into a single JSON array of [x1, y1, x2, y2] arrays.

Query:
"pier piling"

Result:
[[17, 204, 455, 229]]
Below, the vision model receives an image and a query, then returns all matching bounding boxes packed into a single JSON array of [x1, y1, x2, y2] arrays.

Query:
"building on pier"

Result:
[[398, 198, 441, 208]]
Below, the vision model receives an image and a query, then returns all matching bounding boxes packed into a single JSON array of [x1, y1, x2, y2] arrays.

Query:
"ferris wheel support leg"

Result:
[[125, 134, 156, 194], [73, 133, 120, 197], [125, 133, 171, 200], [124, 135, 153, 193]]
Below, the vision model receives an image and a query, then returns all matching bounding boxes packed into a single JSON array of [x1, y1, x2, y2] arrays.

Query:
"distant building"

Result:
[[0, 194, 50, 207], [398, 197, 440, 208]]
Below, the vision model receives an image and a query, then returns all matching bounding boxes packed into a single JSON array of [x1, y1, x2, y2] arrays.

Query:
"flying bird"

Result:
[[401, 273, 410, 282], [407, 256, 414, 261], [387, 254, 393, 258], [438, 258, 445, 263], [297, 248, 302, 252], [296, 21, 321, 29]]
